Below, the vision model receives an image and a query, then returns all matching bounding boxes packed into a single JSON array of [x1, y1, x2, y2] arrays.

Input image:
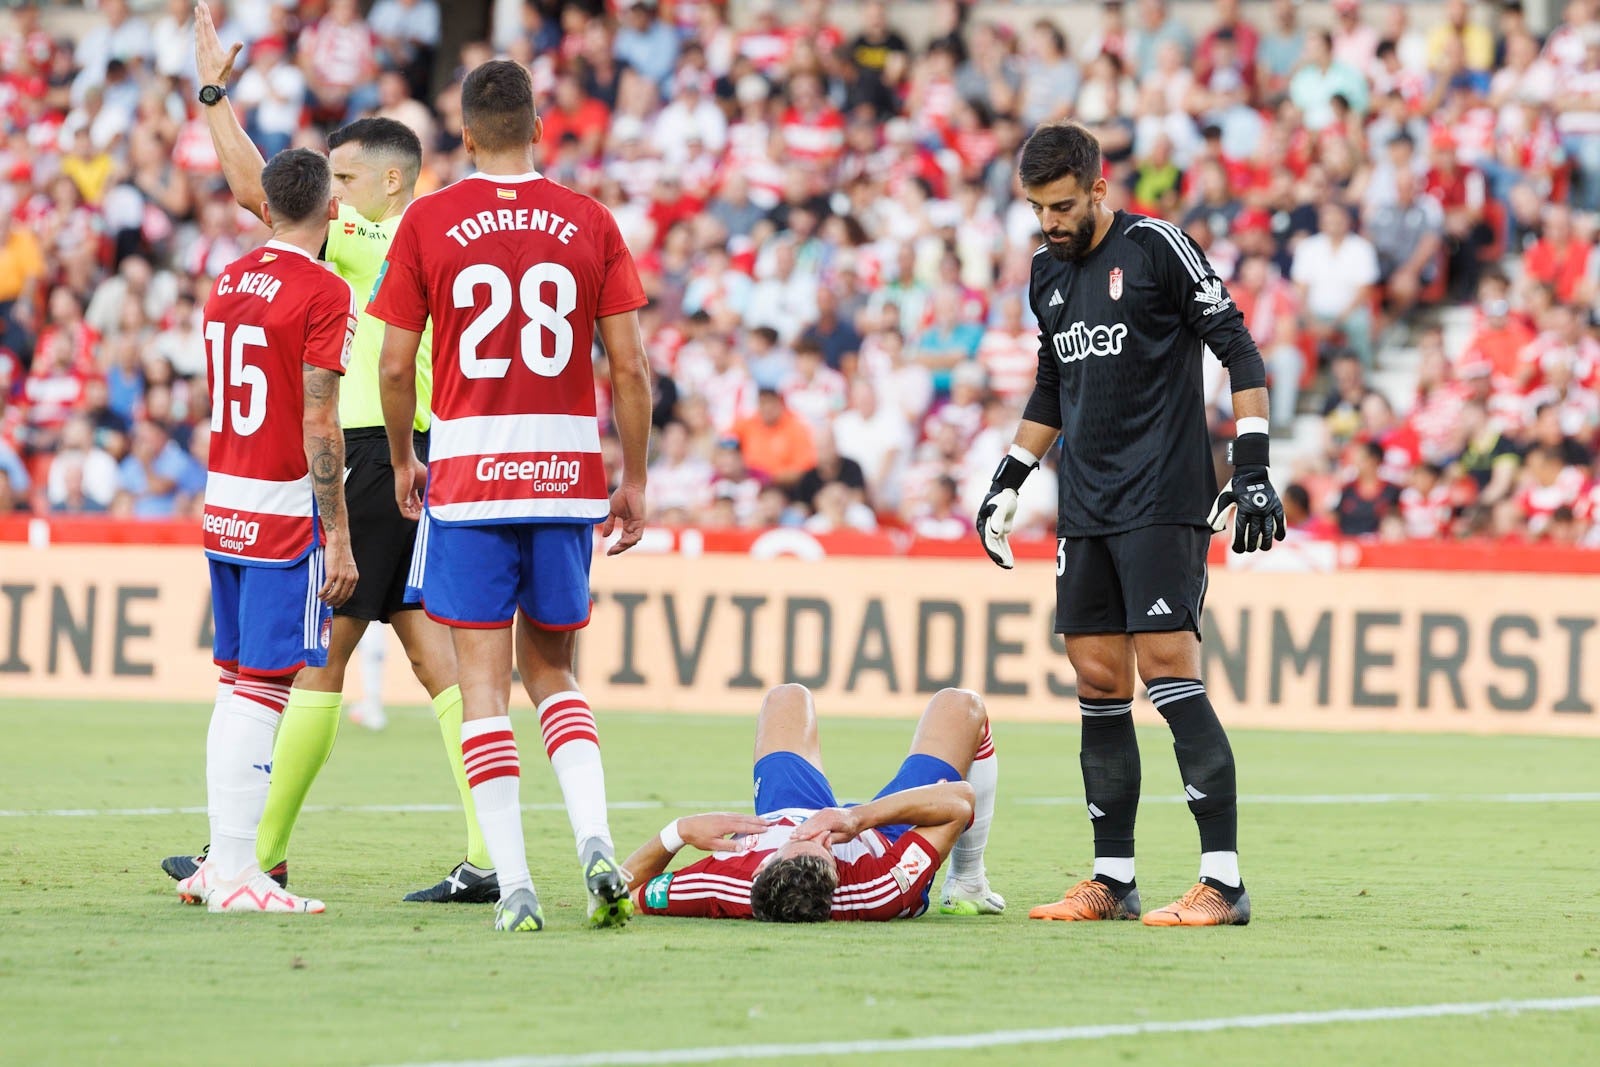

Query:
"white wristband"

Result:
[[1235, 416, 1269, 438], [658, 819, 685, 854], [1008, 443, 1040, 466]]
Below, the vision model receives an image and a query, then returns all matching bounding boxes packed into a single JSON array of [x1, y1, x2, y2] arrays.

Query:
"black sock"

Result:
[[1201, 876, 1247, 903], [1092, 873, 1137, 898], [1079, 697, 1140, 873], [1146, 678, 1238, 854]]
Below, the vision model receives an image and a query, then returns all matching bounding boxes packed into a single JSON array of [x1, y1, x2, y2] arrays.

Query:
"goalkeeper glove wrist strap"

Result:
[[1230, 431, 1270, 470], [994, 445, 1040, 491]]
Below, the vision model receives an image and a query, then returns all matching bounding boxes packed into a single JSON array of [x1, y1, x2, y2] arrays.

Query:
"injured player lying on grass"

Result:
[[619, 684, 1003, 922]]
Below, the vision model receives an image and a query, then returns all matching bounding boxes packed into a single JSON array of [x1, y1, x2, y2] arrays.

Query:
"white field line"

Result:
[[4, 792, 1600, 818], [376, 996, 1600, 1067]]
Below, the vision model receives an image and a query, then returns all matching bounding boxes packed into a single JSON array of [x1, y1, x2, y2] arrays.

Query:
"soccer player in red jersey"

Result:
[[176, 147, 357, 914], [371, 60, 652, 933], [621, 684, 1003, 923]]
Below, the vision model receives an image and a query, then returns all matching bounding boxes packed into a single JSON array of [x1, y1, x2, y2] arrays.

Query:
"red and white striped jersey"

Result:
[[633, 811, 941, 921], [368, 171, 648, 525], [202, 241, 355, 565]]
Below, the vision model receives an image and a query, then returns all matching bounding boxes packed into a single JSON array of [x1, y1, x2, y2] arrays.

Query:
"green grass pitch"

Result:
[[2, 699, 1597, 1067]]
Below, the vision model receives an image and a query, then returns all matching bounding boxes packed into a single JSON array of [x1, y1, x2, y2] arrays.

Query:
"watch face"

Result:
[[200, 85, 222, 105]]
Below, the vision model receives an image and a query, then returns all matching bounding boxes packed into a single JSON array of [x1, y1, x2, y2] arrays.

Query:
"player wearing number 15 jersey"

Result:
[[178, 148, 357, 915], [371, 60, 653, 934]]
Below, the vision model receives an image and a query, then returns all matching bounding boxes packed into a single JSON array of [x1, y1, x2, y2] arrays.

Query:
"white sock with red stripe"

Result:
[[536, 691, 612, 856], [205, 669, 240, 850], [461, 716, 533, 896], [947, 721, 997, 887], [209, 674, 290, 881]]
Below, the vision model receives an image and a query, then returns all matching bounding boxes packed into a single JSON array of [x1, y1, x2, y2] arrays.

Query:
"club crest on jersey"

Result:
[[1108, 268, 1123, 301]]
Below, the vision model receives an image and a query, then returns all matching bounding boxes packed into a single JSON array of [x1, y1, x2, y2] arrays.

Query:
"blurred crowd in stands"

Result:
[[2, 0, 1600, 547]]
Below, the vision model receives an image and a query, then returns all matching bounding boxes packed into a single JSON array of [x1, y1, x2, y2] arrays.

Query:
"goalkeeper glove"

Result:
[[1207, 424, 1287, 553], [976, 446, 1039, 569]]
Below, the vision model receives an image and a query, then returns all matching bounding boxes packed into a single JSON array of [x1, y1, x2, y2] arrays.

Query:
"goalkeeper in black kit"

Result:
[[978, 123, 1285, 927]]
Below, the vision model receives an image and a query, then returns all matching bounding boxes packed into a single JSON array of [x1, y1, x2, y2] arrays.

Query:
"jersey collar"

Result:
[[262, 239, 316, 261], [466, 170, 544, 184]]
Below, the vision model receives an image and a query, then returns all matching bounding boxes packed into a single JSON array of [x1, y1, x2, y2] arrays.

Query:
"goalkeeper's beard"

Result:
[[1043, 214, 1097, 262]]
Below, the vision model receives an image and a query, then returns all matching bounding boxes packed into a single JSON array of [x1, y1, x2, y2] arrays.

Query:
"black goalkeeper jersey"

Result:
[[1023, 211, 1267, 538]]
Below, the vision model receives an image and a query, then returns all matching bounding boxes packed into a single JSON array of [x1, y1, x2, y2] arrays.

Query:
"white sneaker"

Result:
[[175, 860, 216, 905], [207, 868, 325, 914], [939, 876, 1006, 916], [348, 700, 387, 731]]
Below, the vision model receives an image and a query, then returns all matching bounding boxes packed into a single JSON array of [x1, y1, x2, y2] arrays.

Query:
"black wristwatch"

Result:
[[198, 83, 227, 107]]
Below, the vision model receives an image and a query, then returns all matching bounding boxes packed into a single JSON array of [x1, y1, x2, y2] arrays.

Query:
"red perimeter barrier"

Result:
[[2, 515, 1598, 573]]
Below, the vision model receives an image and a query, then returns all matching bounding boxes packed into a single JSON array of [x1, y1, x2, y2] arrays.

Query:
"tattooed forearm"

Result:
[[303, 367, 346, 534], [307, 433, 345, 526]]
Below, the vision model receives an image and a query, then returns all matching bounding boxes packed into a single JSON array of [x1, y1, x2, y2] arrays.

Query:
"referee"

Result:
[[161, 7, 496, 904], [978, 123, 1285, 927]]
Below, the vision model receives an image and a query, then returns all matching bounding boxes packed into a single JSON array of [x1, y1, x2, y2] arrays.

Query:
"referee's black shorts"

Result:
[[1054, 524, 1210, 636], [337, 426, 428, 623]]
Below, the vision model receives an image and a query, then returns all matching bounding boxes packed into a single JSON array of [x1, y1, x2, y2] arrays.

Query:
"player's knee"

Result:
[[930, 687, 985, 727], [1073, 661, 1125, 699], [760, 683, 814, 721], [407, 648, 449, 695]]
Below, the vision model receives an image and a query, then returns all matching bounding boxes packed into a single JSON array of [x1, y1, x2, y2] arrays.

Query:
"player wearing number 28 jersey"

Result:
[[371, 60, 653, 934], [369, 174, 643, 528]]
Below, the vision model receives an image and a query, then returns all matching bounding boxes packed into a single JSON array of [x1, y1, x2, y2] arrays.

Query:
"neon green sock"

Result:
[[255, 688, 342, 870], [433, 684, 491, 869]]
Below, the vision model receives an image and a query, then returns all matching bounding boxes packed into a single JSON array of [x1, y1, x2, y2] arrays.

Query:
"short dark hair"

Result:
[[261, 148, 330, 225], [749, 855, 837, 923], [1017, 123, 1101, 192], [328, 117, 422, 183], [461, 60, 537, 154], [1285, 482, 1311, 513]]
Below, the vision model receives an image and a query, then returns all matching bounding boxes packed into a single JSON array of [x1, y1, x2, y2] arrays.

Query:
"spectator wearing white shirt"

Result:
[[781, 341, 848, 435], [235, 39, 306, 158], [1292, 202, 1380, 367], [151, 292, 206, 380], [374, 70, 436, 147], [650, 70, 728, 165], [647, 420, 714, 520], [744, 240, 819, 345], [832, 377, 911, 509], [369, 0, 440, 99], [47, 416, 119, 513], [71, 0, 153, 104]]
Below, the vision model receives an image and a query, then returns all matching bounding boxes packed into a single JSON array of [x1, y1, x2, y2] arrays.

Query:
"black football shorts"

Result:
[[336, 427, 428, 623], [1053, 524, 1210, 636]]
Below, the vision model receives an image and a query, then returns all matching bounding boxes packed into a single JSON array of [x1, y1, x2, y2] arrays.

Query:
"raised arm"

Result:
[[194, 3, 269, 220], [303, 365, 357, 605]]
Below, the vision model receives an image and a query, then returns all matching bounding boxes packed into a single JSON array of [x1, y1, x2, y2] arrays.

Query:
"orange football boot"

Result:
[[1141, 881, 1251, 926], [1028, 878, 1141, 921]]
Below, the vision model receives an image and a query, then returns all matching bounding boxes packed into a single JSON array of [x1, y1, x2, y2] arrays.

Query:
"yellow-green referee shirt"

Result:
[[324, 202, 433, 431]]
